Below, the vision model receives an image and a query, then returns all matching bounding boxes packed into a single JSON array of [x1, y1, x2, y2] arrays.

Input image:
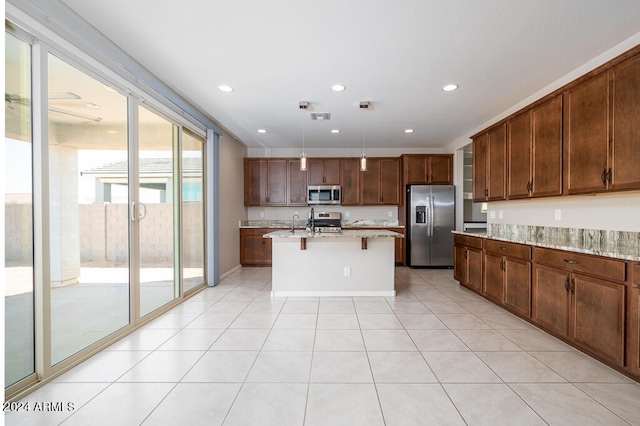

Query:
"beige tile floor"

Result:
[[6, 267, 640, 426]]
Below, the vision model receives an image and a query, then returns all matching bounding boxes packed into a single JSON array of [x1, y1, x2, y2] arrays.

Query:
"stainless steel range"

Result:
[[307, 211, 342, 233]]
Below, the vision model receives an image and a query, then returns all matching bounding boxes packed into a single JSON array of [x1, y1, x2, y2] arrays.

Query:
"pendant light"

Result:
[[300, 124, 307, 171], [360, 101, 370, 171], [299, 101, 309, 171]]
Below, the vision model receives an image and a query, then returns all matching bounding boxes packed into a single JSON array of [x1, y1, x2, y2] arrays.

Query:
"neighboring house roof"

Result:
[[81, 157, 202, 176]]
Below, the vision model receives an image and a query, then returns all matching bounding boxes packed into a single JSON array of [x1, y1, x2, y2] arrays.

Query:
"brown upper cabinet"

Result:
[[244, 158, 288, 206], [245, 158, 308, 206], [287, 159, 308, 205], [307, 158, 340, 185], [473, 123, 506, 201], [564, 51, 640, 194], [361, 157, 401, 205], [403, 154, 453, 185], [508, 95, 563, 199], [340, 158, 361, 205]]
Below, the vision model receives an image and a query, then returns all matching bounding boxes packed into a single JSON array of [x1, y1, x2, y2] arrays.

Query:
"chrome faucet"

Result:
[[291, 213, 299, 233]]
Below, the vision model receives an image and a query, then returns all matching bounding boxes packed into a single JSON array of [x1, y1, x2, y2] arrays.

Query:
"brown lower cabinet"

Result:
[[628, 263, 640, 375], [240, 228, 273, 266], [453, 236, 638, 381], [483, 240, 532, 317], [532, 247, 626, 366], [453, 234, 483, 293]]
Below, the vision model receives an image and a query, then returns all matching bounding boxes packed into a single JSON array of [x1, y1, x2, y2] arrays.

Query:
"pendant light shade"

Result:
[[360, 153, 367, 172], [300, 153, 307, 171], [360, 102, 368, 171], [300, 108, 307, 171]]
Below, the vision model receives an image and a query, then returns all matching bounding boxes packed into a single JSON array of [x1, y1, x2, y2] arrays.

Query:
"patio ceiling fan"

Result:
[[5, 91, 103, 122]]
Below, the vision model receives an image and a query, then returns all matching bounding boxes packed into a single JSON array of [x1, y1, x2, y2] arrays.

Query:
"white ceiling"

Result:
[[58, 0, 640, 151]]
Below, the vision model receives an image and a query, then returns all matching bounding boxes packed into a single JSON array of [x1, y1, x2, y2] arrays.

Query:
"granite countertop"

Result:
[[239, 220, 404, 229], [452, 229, 640, 262], [264, 229, 404, 239]]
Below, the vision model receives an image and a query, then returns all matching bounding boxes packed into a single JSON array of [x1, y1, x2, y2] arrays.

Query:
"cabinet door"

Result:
[[266, 160, 287, 205], [483, 253, 505, 303], [532, 264, 570, 338], [379, 158, 400, 204], [288, 159, 307, 205], [564, 72, 610, 194], [428, 155, 453, 184], [629, 263, 640, 375], [508, 111, 532, 199], [472, 134, 488, 201], [467, 248, 483, 293], [487, 124, 507, 200], [454, 245, 468, 284], [340, 158, 361, 205], [361, 158, 380, 205], [324, 159, 341, 185], [504, 258, 531, 317], [406, 155, 427, 184], [245, 159, 266, 206], [307, 159, 326, 185], [531, 95, 563, 197], [571, 273, 625, 365], [610, 54, 640, 191]]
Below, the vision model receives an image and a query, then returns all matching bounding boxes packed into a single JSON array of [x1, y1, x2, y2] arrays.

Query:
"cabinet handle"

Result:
[[601, 168, 607, 185], [464, 250, 468, 259], [570, 278, 575, 294], [484, 188, 489, 197], [563, 259, 578, 265], [564, 278, 570, 292], [500, 246, 508, 251], [499, 259, 505, 271], [606, 168, 612, 184]]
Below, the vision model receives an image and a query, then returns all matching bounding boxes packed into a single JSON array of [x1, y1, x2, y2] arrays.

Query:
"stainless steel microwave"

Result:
[[308, 185, 341, 205]]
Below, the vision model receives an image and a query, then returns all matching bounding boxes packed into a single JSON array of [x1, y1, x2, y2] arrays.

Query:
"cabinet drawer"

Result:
[[485, 239, 531, 260], [454, 234, 483, 250], [532, 247, 626, 282]]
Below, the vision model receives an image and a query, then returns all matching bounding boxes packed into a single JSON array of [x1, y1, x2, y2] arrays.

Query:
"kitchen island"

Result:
[[264, 229, 403, 297]]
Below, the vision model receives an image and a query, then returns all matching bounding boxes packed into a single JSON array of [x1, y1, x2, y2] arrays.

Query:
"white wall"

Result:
[[248, 205, 400, 223], [218, 133, 247, 275], [487, 192, 640, 232]]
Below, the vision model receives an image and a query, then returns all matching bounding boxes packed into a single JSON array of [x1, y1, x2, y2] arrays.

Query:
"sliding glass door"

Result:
[[48, 53, 130, 364], [182, 130, 205, 293], [5, 32, 35, 387], [138, 106, 179, 316]]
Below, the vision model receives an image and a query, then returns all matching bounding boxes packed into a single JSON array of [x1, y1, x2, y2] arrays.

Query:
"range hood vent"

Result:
[[310, 112, 330, 121]]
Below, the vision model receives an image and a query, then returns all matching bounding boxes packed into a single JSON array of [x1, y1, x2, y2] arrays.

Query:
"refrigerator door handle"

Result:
[[429, 196, 434, 237]]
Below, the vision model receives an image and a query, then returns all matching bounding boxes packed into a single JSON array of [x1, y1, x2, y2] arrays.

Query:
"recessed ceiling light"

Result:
[[106, 130, 117, 135], [331, 129, 340, 134], [404, 129, 415, 134], [331, 84, 346, 92], [442, 84, 459, 92], [218, 85, 234, 92], [257, 129, 267, 134]]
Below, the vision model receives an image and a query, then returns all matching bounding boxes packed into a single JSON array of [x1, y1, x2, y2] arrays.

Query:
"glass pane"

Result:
[[182, 130, 205, 292], [139, 106, 177, 316], [48, 53, 130, 364], [5, 32, 35, 387]]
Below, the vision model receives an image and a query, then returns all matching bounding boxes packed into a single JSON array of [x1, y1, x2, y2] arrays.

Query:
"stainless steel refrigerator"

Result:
[[406, 185, 455, 267]]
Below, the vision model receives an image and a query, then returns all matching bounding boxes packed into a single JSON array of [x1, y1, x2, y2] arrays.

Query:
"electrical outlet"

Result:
[[498, 210, 504, 219], [260, 211, 265, 218], [344, 266, 351, 277], [345, 211, 350, 218], [555, 209, 562, 221], [388, 211, 393, 217], [489, 210, 496, 219]]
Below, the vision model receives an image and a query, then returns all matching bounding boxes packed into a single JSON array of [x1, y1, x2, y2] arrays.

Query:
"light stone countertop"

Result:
[[264, 229, 404, 239], [452, 230, 640, 262]]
